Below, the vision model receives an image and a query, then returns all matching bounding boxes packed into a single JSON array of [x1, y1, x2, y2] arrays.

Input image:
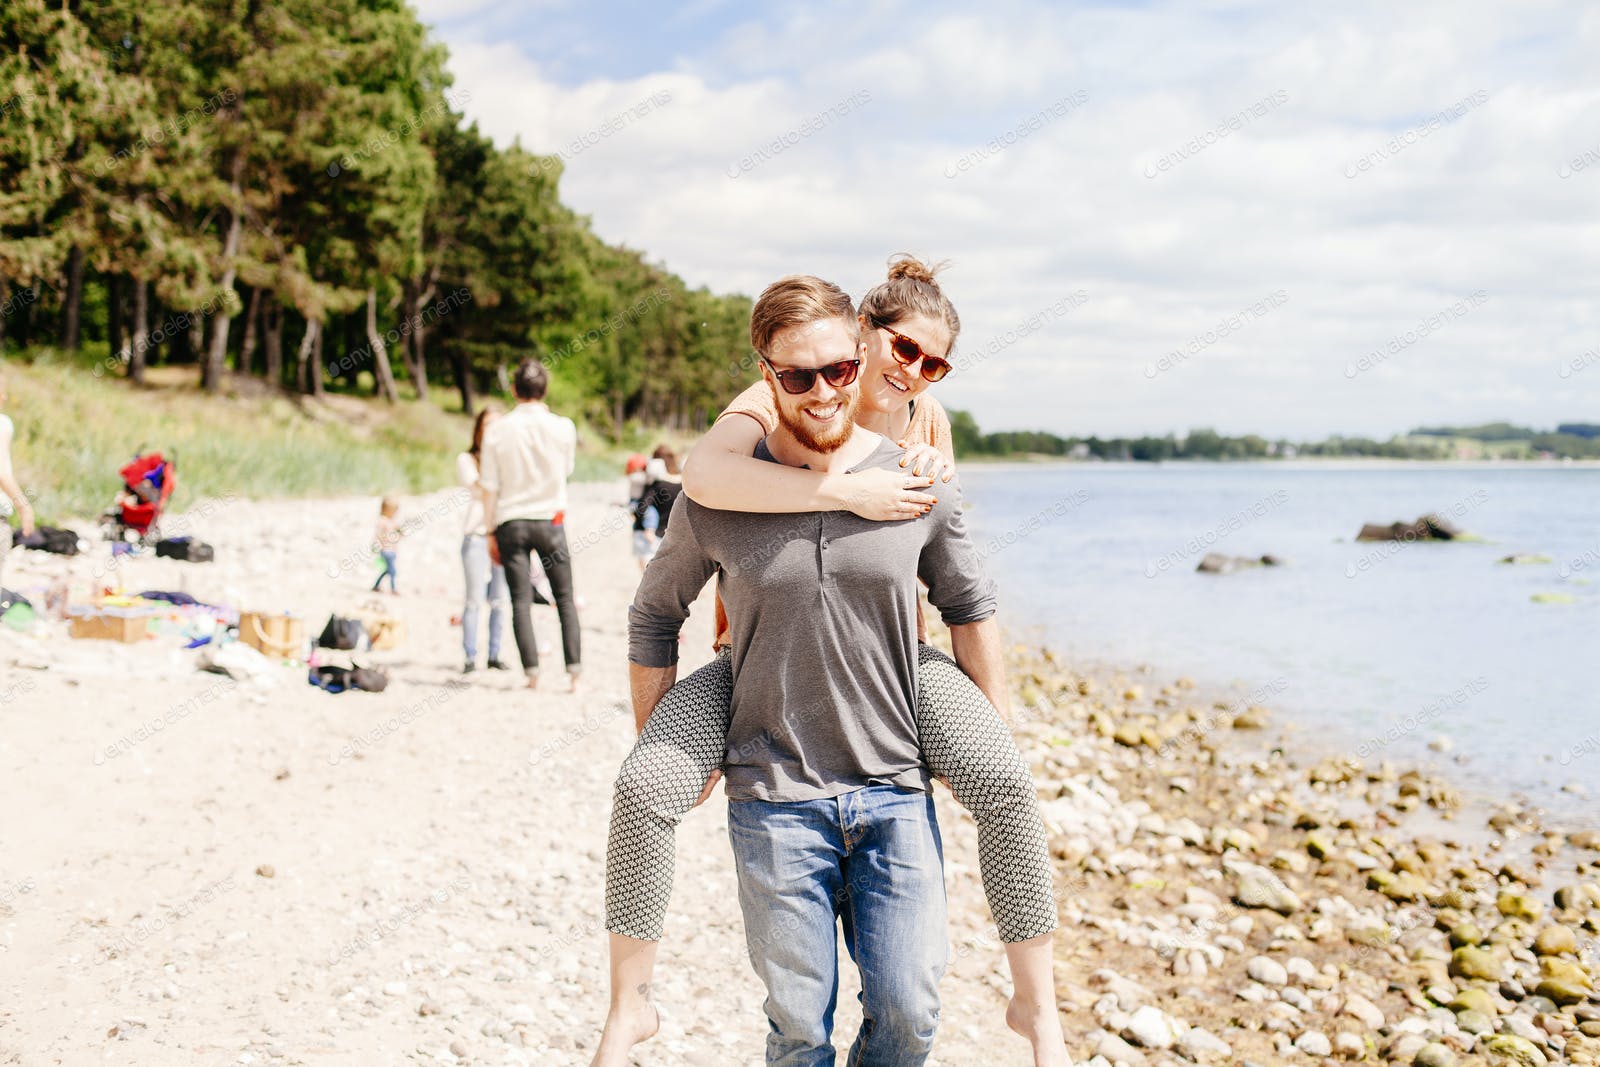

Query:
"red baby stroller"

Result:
[[108, 451, 177, 543]]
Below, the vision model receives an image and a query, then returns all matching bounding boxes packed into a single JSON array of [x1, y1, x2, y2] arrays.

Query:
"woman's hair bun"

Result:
[[860, 252, 960, 341], [886, 254, 943, 285]]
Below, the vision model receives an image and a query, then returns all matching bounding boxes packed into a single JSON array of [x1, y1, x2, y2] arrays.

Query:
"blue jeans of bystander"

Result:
[[460, 534, 507, 663]]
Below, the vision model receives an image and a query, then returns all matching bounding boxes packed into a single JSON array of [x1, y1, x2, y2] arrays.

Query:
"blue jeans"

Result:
[[728, 785, 947, 1067], [460, 535, 507, 662], [372, 550, 397, 592]]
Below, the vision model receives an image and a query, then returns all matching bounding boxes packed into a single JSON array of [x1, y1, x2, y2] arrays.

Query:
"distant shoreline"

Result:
[[956, 454, 1600, 470]]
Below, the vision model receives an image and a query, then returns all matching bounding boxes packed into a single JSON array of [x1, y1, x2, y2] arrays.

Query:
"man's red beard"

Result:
[[773, 385, 860, 453]]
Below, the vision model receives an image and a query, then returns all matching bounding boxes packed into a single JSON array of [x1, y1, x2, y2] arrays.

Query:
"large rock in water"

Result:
[[1356, 513, 1463, 542], [1196, 553, 1284, 574]]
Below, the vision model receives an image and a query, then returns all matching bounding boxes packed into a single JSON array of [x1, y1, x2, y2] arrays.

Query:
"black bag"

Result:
[[23, 525, 80, 556], [349, 666, 390, 692], [0, 588, 32, 614], [156, 536, 215, 562], [318, 615, 366, 650], [307, 663, 389, 694]]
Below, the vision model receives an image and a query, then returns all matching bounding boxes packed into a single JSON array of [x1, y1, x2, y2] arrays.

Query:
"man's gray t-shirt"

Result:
[[628, 434, 997, 802]]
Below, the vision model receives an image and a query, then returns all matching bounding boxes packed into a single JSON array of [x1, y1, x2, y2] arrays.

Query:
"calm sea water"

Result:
[[958, 461, 1599, 824]]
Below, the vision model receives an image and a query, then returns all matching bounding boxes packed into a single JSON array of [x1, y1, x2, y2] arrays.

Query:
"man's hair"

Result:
[[749, 275, 857, 358], [513, 360, 549, 400]]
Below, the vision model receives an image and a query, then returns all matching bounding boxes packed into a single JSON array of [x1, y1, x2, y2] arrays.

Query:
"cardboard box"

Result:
[[239, 611, 305, 659], [68, 609, 153, 643]]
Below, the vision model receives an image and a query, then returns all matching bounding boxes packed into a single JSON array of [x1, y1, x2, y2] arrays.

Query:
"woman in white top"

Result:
[[458, 408, 510, 673]]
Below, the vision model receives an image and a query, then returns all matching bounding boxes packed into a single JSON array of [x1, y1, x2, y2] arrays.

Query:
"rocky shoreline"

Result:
[[979, 636, 1600, 1066]]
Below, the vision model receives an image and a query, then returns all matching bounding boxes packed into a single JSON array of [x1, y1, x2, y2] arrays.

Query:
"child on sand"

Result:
[[372, 496, 401, 594]]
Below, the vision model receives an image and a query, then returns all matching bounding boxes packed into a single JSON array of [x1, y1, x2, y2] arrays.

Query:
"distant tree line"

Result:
[[949, 412, 1600, 461], [948, 411, 1299, 460], [0, 0, 753, 433], [1409, 422, 1600, 458]]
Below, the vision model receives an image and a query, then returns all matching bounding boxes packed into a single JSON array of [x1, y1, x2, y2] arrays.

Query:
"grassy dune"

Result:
[[2, 349, 655, 524]]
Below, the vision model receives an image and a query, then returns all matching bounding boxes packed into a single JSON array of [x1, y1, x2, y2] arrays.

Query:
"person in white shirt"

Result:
[[479, 360, 582, 691], [0, 368, 36, 592], [457, 407, 511, 674]]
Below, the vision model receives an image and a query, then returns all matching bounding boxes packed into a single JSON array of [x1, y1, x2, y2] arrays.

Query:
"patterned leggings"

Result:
[[605, 644, 1057, 943]]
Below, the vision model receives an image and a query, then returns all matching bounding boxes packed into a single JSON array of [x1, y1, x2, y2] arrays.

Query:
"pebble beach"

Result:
[[1, 482, 1597, 1066]]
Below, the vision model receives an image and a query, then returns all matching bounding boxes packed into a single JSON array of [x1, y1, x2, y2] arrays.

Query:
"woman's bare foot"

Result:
[[589, 999, 658, 1067], [1006, 997, 1072, 1067]]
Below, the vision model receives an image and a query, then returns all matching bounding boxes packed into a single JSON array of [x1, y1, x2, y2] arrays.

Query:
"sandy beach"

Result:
[[2, 482, 1598, 1066], [0, 483, 1057, 1066]]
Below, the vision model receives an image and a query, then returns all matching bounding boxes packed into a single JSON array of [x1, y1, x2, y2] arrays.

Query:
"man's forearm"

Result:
[[630, 662, 678, 732], [949, 616, 1010, 720], [481, 490, 498, 532]]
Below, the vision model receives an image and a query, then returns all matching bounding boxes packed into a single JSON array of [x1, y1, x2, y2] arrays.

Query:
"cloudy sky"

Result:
[[413, 0, 1600, 438]]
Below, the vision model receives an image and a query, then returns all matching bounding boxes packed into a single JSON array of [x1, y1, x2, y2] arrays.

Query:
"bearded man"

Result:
[[623, 274, 1002, 1065]]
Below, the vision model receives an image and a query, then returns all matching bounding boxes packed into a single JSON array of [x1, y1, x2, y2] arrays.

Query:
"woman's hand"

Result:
[[896, 442, 957, 483], [837, 467, 937, 521]]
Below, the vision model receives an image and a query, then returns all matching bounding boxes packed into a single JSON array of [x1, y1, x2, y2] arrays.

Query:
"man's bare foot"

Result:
[[1006, 997, 1072, 1067], [589, 1001, 659, 1067], [568, 670, 582, 694], [525, 672, 539, 690]]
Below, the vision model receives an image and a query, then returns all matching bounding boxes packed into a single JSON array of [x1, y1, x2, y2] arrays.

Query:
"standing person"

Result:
[[606, 275, 1023, 1066], [639, 446, 683, 543], [372, 496, 401, 594], [458, 408, 510, 674], [626, 453, 655, 572], [594, 259, 1066, 1067], [0, 368, 36, 591], [630, 447, 685, 573], [480, 359, 581, 692], [624, 454, 649, 517]]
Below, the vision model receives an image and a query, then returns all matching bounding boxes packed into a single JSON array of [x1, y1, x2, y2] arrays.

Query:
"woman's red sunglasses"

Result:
[[872, 321, 952, 382], [762, 357, 862, 395]]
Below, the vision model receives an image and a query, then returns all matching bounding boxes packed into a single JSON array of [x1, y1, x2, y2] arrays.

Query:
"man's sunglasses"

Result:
[[874, 322, 952, 383], [762, 357, 862, 396]]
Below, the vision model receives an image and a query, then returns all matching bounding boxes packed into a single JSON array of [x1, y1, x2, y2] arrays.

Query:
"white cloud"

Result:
[[419, 0, 1600, 438]]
